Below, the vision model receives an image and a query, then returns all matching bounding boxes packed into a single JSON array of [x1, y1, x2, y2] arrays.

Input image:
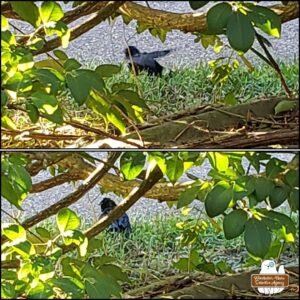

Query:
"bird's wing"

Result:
[[131, 54, 160, 69], [117, 214, 131, 231]]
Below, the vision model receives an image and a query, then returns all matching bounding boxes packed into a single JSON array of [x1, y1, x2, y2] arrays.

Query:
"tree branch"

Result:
[[1, 152, 121, 245]]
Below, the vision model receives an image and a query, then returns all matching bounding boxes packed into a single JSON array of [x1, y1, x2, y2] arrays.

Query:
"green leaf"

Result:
[[31, 91, 58, 115], [81, 263, 122, 299], [116, 90, 148, 109], [255, 177, 274, 201], [32, 68, 63, 95], [224, 92, 237, 106], [207, 2, 232, 33], [288, 188, 299, 211], [57, 208, 81, 233], [64, 58, 81, 72], [120, 152, 146, 180], [269, 187, 288, 208], [274, 100, 296, 115], [1, 15, 9, 31], [166, 155, 184, 184], [1, 282, 16, 299], [246, 4, 281, 37], [265, 157, 286, 179], [62, 229, 85, 246], [13, 240, 36, 258], [223, 209, 248, 239], [1, 115, 17, 130], [66, 69, 105, 105], [31, 91, 63, 124], [27, 282, 53, 299], [106, 108, 126, 134], [208, 152, 229, 172], [205, 181, 233, 217], [40, 1, 64, 23], [177, 186, 199, 209], [189, 1, 209, 10], [148, 152, 167, 174], [262, 210, 296, 235], [100, 264, 129, 282], [95, 64, 121, 78], [11, 1, 40, 27], [50, 277, 83, 298], [111, 82, 136, 92], [227, 12, 255, 52], [2, 223, 26, 241], [53, 49, 68, 61], [284, 169, 299, 187], [36, 227, 51, 239], [26, 102, 39, 123], [244, 218, 271, 258]]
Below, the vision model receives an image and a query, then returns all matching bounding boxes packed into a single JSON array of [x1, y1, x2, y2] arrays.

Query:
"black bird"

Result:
[[124, 46, 172, 76], [99, 197, 132, 235]]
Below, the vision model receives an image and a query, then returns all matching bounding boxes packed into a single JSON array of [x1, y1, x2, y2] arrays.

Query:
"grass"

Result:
[[104, 59, 299, 117]]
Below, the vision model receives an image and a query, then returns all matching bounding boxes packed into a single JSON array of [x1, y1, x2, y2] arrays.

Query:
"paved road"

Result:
[[62, 1, 299, 68]]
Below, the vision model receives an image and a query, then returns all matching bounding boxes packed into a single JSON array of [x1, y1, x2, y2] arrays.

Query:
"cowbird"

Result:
[[99, 197, 131, 235], [124, 46, 172, 76]]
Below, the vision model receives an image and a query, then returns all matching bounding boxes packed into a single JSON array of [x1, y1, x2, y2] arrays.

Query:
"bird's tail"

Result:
[[148, 49, 174, 59]]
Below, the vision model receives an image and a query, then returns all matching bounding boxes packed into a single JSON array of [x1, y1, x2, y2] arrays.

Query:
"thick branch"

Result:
[[118, 2, 299, 33]]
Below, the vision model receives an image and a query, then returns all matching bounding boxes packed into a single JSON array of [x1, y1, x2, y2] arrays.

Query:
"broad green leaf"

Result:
[[1, 115, 17, 130], [66, 70, 105, 105], [1, 15, 9, 31], [35, 227, 51, 239], [11, 1, 40, 27], [53, 49, 68, 61], [269, 187, 288, 208], [224, 92, 237, 106], [274, 100, 296, 115], [27, 282, 53, 299], [2, 223, 26, 241], [189, 1, 209, 10], [1, 90, 8, 106], [244, 218, 271, 258], [255, 177, 274, 201], [100, 264, 129, 282], [32, 68, 63, 94], [227, 12, 255, 52], [148, 152, 167, 174], [246, 4, 281, 37], [95, 64, 121, 78], [166, 155, 184, 184], [81, 263, 122, 298], [207, 152, 229, 172], [120, 152, 146, 180], [62, 230, 85, 246], [177, 186, 199, 209], [64, 58, 81, 72], [26, 102, 39, 123], [284, 169, 299, 187], [106, 108, 126, 134], [116, 90, 148, 109], [262, 210, 296, 235], [50, 278, 83, 298], [288, 188, 299, 211], [207, 2, 232, 33], [40, 1, 64, 23], [31, 91, 58, 115], [265, 157, 286, 179], [57, 208, 81, 233], [205, 181, 233, 217], [13, 240, 36, 258], [223, 209, 248, 239], [34, 59, 65, 73], [1, 282, 16, 299]]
